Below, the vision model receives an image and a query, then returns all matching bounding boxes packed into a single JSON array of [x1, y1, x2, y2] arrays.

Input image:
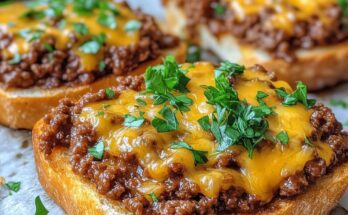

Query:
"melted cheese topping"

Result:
[[0, 1, 139, 71], [79, 62, 333, 202], [229, 0, 336, 33]]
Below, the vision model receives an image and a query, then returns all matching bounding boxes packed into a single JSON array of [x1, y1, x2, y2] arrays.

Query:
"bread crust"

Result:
[[163, 2, 348, 91], [0, 44, 186, 130], [32, 119, 348, 215]]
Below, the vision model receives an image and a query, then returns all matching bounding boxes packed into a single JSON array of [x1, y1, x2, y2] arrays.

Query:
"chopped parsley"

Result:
[[149, 192, 159, 203], [43, 43, 55, 52], [98, 12, 117, 29], [88, 140, 104, 160], [330, 99, 348, 108], [276, 131, 289, 144], [152, 105, 178, 132], [338, 0, 348, 17], [170, 141, 208, 165], [105, 88, 115, 99], [198, 116, 210, 131], [99, 61, 106, 71], [144, 56, 193, 131], [136, 98, 147, 106], [8, 53, 21, 65], [304, 137, 313, 147], [79, 33, 106, 54], [57, 19, 67, 29], [275, 82, 316, 109], [212, 3, 226, 16], [124, 112, 145, 128], [21, 9, 45, 20], [125, 20, 141, 32], [18, 29, 44, 43], [35, 196, 48, 215], [203, 61, 273, 158], [96, 111, 105, 117], [5, 181, 21, 193], [186, 44, 201, 63], [73, 22, 89, 36]]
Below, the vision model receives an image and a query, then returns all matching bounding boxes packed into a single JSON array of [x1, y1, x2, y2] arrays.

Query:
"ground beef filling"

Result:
[[173, 0, 348, 61], [0, 11, 178, 89], [39, 82, 348, 214]]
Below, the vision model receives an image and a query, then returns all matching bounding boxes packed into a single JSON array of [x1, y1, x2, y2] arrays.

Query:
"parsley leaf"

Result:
[[152, 105, 178, 132], [99, 60, 106, 71], [330, 99, 348, 108], [198, 116, 211, 131], [43, 43, 55, 53], [21, 9, 45, 20], [170, 141, 208, 165], [276, 131, 289, 144], [35, 196, 48, 215], [5, 181, 21, 193], [145, 56, 193, 112], [136, 98, 147, 106], [88, 140, 104, 160], [149, 192, 159, 203], [338, 0, 348, 16], [186, 44, 201, 63], [8, 53, 21, 65], [275, 82, 316, 109], [79, 33, 106, 54], [73, 22, 89, 36], [304, 137, 313, 147], [212, 3, 226, 15], [105, 88, 115, 99], [98, 12, 117, 29], [124, 112, 145, 128], [125, 20, 141, 32]]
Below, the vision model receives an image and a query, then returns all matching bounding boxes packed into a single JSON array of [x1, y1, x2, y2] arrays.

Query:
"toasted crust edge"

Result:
[[163, 2, 348, 91], [33, 119, 348, 215], [0, 43, 186, 130]]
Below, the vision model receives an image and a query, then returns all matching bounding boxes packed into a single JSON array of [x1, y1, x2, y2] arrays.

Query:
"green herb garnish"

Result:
[[338, 0, 348, 16], [8, 53, 21, 65], [124, 112, 145, 128], [152, 105, 178, 132], [275, 82, 316, 109], [213, 3, 226, 15], [186, 44, 201, 63], [79, 33, 106, 54], [198, 116, 210, 131], [149, 192, 159, 203], [304, 137, 313, 147], [21, 9, 45, 20], [73, 22, 89, 36], [88, 140, 104, 160], [43, 43, 55, 52], [35, 196, 48, 215], [5, 181, 21, 193], [276, 131, 289, 144], [99, 61, 106, 71], [105, 88, 115, 99], [98, 12, 117, 29], [330, 99, 348, 108], [125, 20, 141, 32], [170, 141, 208, 165], [136, 98, 147, 106]]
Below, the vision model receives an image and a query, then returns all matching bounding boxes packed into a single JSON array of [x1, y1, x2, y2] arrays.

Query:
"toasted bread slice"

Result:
[[33, 119, 348, 215], [163, 2, 348, 91], [0, 44, 186, 130]]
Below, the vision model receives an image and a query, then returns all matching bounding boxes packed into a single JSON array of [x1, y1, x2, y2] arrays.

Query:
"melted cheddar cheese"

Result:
[[0, 1, 139, 71], [79, 62, 333, 202], [229, 0, 336, 33]]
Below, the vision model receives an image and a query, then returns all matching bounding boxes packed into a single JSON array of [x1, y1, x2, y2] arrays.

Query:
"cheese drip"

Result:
[[229, 0, 336, 33], [0, 1, 139, 71], [79, 62, 333, 202]]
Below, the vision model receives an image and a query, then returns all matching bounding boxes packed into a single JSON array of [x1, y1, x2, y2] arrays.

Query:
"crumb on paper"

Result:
[[0, 176, 5, 185]]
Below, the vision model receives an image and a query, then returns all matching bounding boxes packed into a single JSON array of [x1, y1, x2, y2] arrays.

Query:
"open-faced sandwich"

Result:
[[163, 0, 348, 90], [33, 56, 348, 214], [0, 0, 185, 129]]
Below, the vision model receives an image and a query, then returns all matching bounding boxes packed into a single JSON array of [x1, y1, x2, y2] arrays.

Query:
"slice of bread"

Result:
[[0, 44, 186, 129], [163, 2, 348, 91], [32, 119, 348, 215]]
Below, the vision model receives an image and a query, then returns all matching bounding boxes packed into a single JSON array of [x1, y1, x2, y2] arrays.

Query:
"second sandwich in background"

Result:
[[163, 0, 348, 90], [0, 0, 185, 129]]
